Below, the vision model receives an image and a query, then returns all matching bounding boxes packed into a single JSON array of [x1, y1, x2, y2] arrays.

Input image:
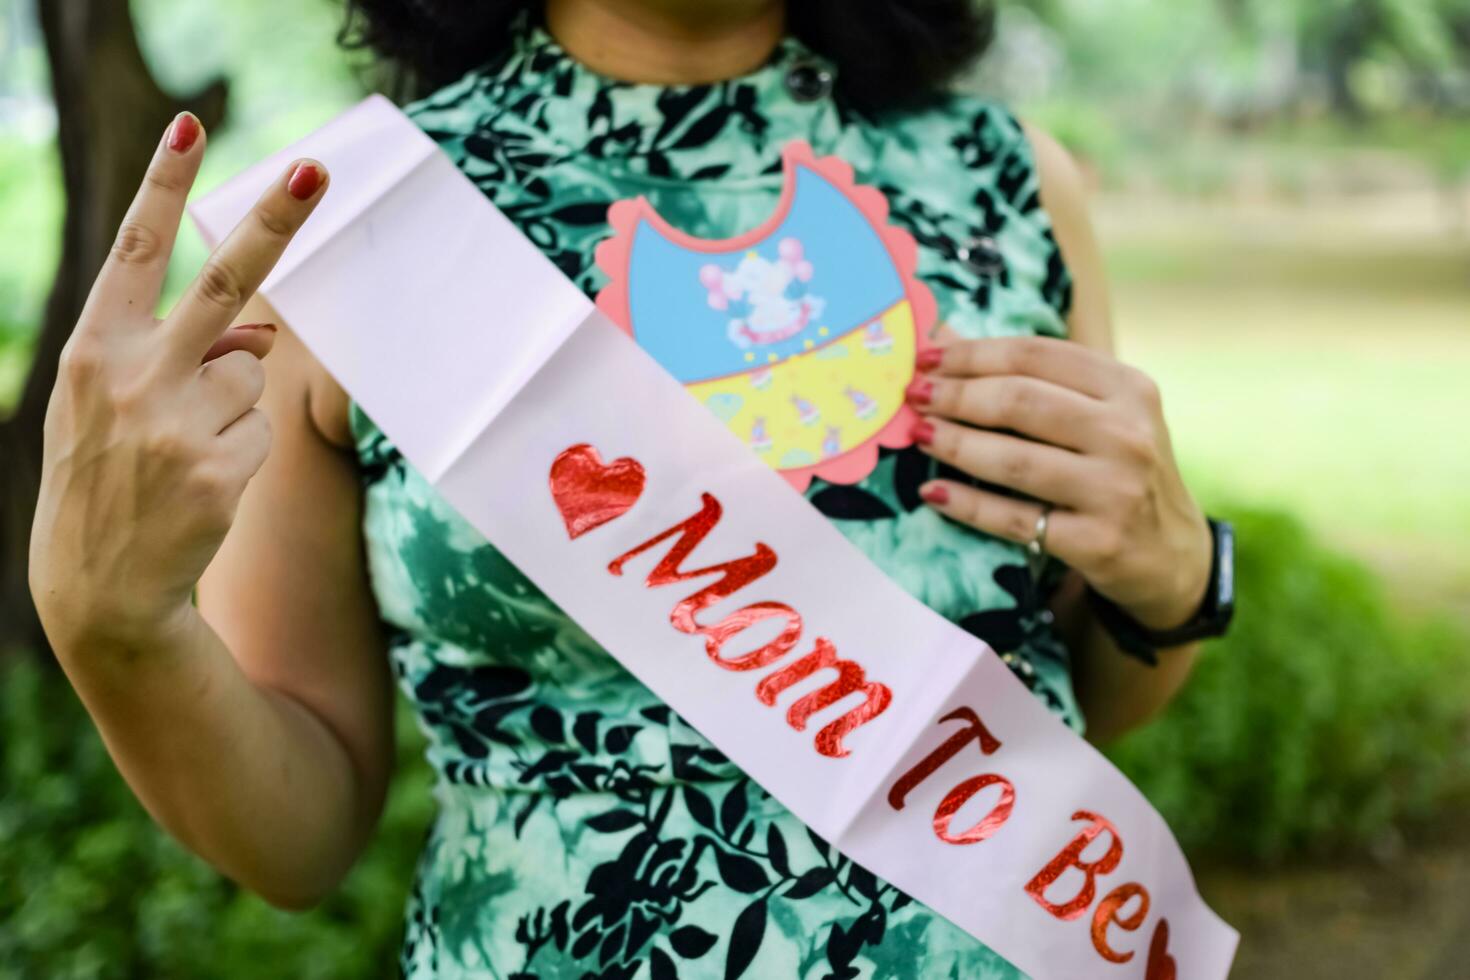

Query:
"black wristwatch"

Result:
[[1085, 518, 1235, 666]]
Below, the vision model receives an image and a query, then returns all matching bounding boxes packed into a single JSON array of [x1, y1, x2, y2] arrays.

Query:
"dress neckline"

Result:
[[454, 14, 848, 175]]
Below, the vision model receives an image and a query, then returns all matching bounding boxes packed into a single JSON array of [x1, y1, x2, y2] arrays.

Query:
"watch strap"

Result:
[[1085, 518, 1235, 666]]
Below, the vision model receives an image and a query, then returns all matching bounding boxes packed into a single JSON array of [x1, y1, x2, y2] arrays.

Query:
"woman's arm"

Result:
[[192, 297, 396, 906], [1024, 123, 1206, 744], [902, 122, 1211, 746], [28, 114, 392, 909]]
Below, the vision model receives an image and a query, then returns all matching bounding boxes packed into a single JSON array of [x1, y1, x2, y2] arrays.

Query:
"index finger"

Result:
[[86, 112, 207, 322], [925, 336, 1116, 400], [162, 158, 328, 362]]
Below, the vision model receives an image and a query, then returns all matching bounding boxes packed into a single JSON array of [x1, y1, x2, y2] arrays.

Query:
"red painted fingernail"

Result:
[[912, 420, 936, 446], [921, 483, 950, 505], [167, 112, 200, 153], [288, 163, 321, 200], [236, 322, 277, 333], [905, 379, 933, 405], [916, 348, 944, 371]]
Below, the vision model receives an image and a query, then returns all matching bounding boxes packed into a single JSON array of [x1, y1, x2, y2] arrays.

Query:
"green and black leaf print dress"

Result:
[[350, 18, 1082, 980]]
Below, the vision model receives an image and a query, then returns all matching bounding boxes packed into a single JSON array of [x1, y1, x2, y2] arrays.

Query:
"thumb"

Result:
[[201, 322, 277, 364]]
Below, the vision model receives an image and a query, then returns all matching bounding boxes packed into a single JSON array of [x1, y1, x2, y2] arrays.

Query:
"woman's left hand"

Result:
[[906, 335, 1212, 632]]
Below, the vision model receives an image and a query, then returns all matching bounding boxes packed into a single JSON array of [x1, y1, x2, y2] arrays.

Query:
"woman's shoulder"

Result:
[[897, 93, 1103, 345], [878, 92, 1033, 168], [880, 92, 1082, 203], [861, 93, 1081, 330], [868, 92, 1068, 228]]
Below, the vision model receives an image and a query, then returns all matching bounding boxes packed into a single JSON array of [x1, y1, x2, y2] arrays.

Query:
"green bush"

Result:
[[0, 662, 435, 980], [2, 508, 1466, 976], [1108, 506, 1470, 862]]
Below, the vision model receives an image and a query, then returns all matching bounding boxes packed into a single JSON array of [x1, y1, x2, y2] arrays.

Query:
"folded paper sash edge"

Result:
[[187, 94, 440, 288]]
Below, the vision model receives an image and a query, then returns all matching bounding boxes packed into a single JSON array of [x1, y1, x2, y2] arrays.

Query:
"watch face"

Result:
[[1214, 520, 1236, 615]]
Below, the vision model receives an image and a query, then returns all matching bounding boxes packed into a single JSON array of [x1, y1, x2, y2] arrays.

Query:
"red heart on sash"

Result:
[[1145, 918, 1178, 980], [550, 444, 646, 539]]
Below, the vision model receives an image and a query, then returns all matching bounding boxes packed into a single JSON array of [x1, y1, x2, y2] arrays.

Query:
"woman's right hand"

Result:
[[28, 111, 329, 652]]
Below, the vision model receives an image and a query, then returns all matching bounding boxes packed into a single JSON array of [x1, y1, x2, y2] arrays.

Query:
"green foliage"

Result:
[[1109, 506, 1470, 863], [0, 137, 61, 349], [996, 0, 1470, 134], [0, 663, 435, 980]]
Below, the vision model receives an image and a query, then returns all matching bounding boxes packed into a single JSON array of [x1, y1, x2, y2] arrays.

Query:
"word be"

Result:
[[890, 710, 1178, 978]]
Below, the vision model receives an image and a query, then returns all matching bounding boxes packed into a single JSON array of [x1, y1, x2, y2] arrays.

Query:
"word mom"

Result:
[[607, 488, 892, 758]]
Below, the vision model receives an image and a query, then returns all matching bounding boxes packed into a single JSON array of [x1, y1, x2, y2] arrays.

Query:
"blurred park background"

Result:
[[2, 0, 1468, 977]]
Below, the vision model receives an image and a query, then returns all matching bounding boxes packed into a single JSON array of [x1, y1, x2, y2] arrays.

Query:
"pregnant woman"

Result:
[[28, 1, 1234, 976]]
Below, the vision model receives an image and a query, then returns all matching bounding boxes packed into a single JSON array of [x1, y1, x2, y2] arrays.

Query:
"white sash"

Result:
[[191, 95, 1237, 979]]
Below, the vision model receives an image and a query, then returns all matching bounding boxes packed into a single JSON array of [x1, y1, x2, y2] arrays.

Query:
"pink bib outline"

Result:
[[594, 140, 937, 491]]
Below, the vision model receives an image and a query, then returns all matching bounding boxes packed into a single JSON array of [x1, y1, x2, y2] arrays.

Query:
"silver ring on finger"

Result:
[[1027, 503, 1053, 561], [1025, 503, 1054, 584]]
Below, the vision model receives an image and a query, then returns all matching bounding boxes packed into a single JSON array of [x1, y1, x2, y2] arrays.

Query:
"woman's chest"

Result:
[[357, 107, 1074, 657]]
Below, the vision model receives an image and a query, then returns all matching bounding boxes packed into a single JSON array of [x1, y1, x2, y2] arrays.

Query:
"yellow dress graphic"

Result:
[[690, 302, 917, 469]]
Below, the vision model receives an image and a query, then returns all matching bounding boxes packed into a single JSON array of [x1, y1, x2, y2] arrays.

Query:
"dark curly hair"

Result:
[[339, 1, 996, 114]]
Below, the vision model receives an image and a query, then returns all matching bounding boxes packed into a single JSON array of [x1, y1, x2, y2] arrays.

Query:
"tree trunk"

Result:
[[0, 0, 226, 658]]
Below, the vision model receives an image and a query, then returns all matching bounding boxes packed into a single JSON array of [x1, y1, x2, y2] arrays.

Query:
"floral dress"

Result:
[[350, 17, 1081, 980]]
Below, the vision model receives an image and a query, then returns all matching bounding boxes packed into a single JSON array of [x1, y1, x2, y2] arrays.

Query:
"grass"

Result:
[[1099, 191, 1470, 618]]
